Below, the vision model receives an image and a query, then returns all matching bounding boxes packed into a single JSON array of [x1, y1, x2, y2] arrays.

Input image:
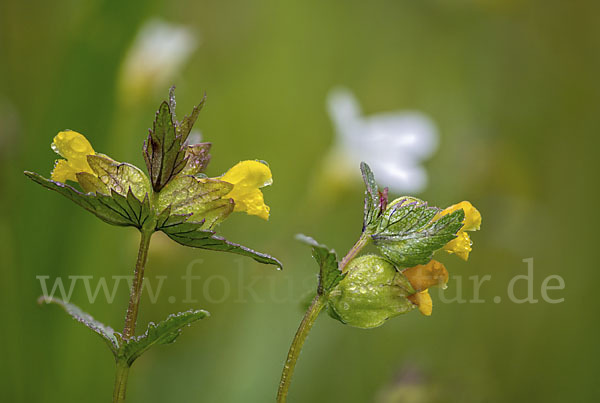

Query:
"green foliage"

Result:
[[79, 154, 152, 200], [38, 296, 119, 354], [156, 175, 233, 228], [143, 87, 206, 191], [119, 310, 210, 365], [180, 143, 212, 176], [372, 198, 465, 267], [296, 234, 345, 295], [24, 171, 151, 228], [39, 297, 209, 364], [174, 90, 206, 141], [357, 164, 464, 269], [160, 216, 283, 269], [360, 162, 382, 233]]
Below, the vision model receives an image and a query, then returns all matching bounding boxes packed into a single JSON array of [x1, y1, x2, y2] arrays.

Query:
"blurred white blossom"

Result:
[[325, 87, 439, 194], [118, 19, 198, 103]]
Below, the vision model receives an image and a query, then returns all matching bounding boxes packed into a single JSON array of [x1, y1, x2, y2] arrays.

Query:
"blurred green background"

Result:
[[1, 0, 597, 402]]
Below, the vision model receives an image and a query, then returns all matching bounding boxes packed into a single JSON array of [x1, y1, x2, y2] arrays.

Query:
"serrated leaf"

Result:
[[372, 199, 465, 267], [361, 162, 381, 232], [156, 175, 234, 229], [143, 101, 186, 191], [38, 296, 119, 355], [180, 143, 212, 176], [376, 197, 438, 236], [177, 93, 206, 141], [161, 220, 283, 269], [25, 171, 151, 228], [296, 234, 344, 295], [84, 154, 151, 200], [143, 90, 207, 191], [119, 310, 209, 365]]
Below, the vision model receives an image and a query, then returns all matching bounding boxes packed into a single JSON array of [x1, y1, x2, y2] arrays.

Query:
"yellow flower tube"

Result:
[[50, 130, 96, 183], [220, 160, 273, 220]]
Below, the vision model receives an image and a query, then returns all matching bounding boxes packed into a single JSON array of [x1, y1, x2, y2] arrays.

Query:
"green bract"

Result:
[[156, 175, 234, 229], [372, 197, 465, 268], [143, 88, 206, 192], [296, 234, 345, 295], [327, 255, 416, 329]]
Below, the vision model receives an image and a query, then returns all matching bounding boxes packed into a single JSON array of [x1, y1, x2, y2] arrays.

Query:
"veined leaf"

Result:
[[160, 219, 283, 269], [177, 93, 206, 141], [143, 88, 206, 191], [180, 143, 211, 176], [156, 175, 233, 229], [372, 198, 465, 267], [38, 296, 119, 355], [143, 101, 185, 191], [25, 171, 151, 228], [84, 154, 151, 200], [361, 162, 382, 232], [296, 234, 344, 295], [119, 310, 209, 365]]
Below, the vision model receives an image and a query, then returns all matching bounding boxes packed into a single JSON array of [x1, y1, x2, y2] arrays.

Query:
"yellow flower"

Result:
[[50, 130, 95, 183], [220, 160, 273, 220], [404, 259, 448, 316], [407, 290, 433, 316], [435, 201, 481, 260]]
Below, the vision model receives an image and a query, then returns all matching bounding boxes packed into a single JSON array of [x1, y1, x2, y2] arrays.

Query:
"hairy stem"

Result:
[[277, 234, 370, 402], [113, 229, 153, 403], [113, 360, 130, 403], [123, 230, 153, 338], [339, 232, 370, 273], [276, 294, 326, 403]]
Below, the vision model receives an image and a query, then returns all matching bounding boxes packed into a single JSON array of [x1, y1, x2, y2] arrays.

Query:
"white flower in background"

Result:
[[325, 87, 439, 194], [118, 19, 198, 103]]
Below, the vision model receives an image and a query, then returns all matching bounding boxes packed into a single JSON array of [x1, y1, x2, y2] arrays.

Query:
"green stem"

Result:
[[113, 229, 153, 403], [276, 233, 370, 402], [123, 230, 153, 339], [339, 232, 370, 273], [276, 294, 326, 403], [113, 360, 130, 403]]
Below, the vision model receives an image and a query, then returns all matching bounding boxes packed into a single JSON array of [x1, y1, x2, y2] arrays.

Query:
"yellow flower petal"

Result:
[[434, 201, 481, 260], [403, 260, 449, 292], [50, 130, 95, 183], [443, 232, 472, 261], [407, 289, 433, 316], [220, 160, 272, 220], [436, 201, 481, 231], [50, 159, 75, 183]]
